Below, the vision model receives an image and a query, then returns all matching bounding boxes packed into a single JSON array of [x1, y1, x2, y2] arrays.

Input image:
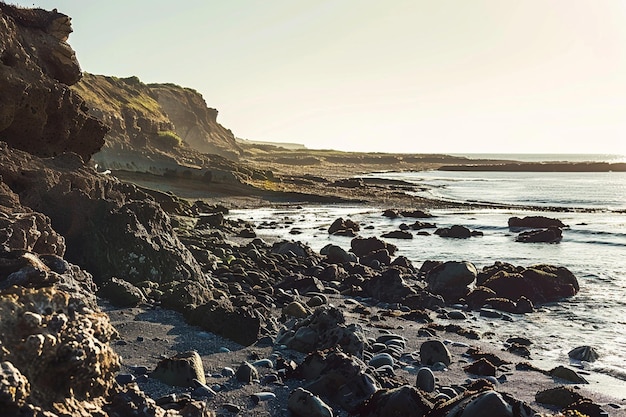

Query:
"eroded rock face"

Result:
[[0, 143, 204, 285], [0, 4, 108, 161], [149, 83, 243, 159]]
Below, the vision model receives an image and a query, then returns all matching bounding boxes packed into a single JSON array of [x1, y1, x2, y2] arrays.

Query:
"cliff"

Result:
[[72, 73, 261, 183], [0, 3, 107, 161], [0, 4, 213, 415], [148, 82, 244, 159]]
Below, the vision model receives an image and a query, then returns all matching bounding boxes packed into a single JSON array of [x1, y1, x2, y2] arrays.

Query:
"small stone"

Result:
[[221, 367, 235, 377], [416, 367, 435, 392], [115, 373, 135, 385], [222, 403, 241, 413], [251, 392, 276, 404], [235, 361, 259, 383]]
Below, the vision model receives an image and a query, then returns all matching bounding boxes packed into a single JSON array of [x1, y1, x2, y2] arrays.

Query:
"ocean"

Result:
[[229, 154, 626, 392]]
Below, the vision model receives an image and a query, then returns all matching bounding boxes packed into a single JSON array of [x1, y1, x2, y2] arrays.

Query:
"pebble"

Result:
[[115, 373, 135, 385], [235, 361, 259, 383], [221, 367, 235, 377], [218, 347, 231, 353], [253, 359, 274, 368], [251, 391, 277, 404], [222, 403, 241, 413]]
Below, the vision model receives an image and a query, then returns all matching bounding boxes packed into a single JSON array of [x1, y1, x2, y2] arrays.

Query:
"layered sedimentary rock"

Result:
[[0, 3, 107, 161]]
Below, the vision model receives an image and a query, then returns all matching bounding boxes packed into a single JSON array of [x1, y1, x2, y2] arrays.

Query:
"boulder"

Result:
[[426, 261, 477, 302], [97, 277, 145, 307], [420, 340, 452, 366], [151, 351, 205, 387], [288, 387, 334, 417], [351, 236, 397, 257], [359, 385, 433, 417], [364, 268, 417, 303], [185, 298, 266, 346], [568, 346, 599, 362], [0, 361, 30, 411]]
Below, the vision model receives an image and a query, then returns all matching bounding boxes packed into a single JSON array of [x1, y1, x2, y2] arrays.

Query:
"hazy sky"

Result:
[[10, 0, 626, 155]]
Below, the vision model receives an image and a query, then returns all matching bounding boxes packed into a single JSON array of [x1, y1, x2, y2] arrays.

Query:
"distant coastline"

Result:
[[449, 153, 626, 163], [439, 161, 626, 172]]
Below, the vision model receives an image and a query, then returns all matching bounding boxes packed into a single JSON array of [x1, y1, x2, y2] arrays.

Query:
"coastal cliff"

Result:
[[72, 73, 264, 184], [0, 4, 213, 415]]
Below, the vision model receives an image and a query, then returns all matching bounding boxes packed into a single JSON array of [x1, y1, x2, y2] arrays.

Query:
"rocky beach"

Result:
[[1, 3, 625, 417]]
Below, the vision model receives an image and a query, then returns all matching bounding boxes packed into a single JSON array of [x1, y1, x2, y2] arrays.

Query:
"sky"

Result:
[[9, 0, 626, 155]]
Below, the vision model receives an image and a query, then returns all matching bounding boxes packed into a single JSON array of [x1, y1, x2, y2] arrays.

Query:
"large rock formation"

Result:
[[0, 4, 214, 414], [0, 3, 107, 161]]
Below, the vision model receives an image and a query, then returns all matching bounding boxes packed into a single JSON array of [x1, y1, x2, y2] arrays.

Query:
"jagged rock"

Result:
[[535, 386, 585, 408], [381, 230, 413, 239], [0, 285, 119, 413], [463, 358, 497, 377], [159, 280, 213, 311], [320, 244, 357, 264], [0, 361, 30, 410], [97, 277, 145, 307], [549, 366, 588, 384], [435, 225, 483, 238], [276, 306, 366, 357], [151, 350, 205, 387], [235, 361, 259, 384], [364, 268, 416, 303], [299, 350, 378, 412], [426, 261, 477, 302], [0, 5, 107, 161], [185, 297, 266, 346]]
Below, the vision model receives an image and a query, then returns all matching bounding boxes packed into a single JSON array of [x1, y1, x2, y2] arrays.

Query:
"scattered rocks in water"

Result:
[[151, 350, 205, 387], [568, 345, 600, 362]]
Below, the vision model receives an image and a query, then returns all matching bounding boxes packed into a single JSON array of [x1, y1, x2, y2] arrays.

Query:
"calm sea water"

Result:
[[229, 155, 626, 392]]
